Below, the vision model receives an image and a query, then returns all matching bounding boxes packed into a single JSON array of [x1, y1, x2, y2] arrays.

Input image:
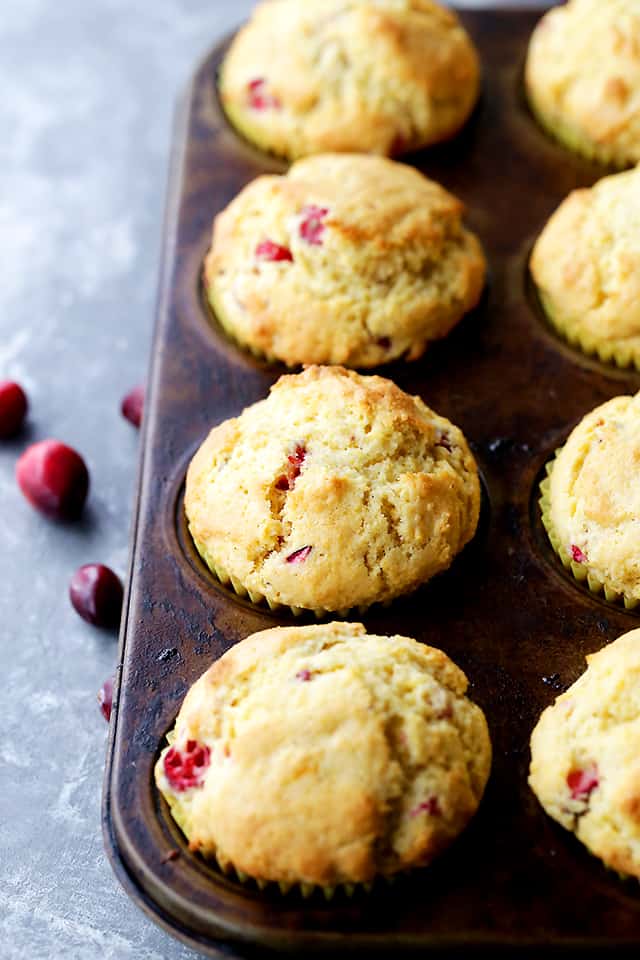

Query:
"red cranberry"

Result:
[[121, 385, 144, 428], [0, 380, 28, 438], [164, 739, 211, 792], [410, 797, 442, 817], [255, 240, 294, 263], [247, 78, 281, 110], [296, 669, 312, 682], [98, 676, 114, 722], [299, 205, 329, 246], [567, 764, 599, 801], [571, 545, 587, 564], [275, 444, 306, 490], [70, 564, 123, 628], [286, 545, 312, 564], [16, 440, 89, 520]]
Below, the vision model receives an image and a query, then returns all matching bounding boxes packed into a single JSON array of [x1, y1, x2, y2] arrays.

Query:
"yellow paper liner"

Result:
[[527, 89, 631, 170], [211, 847, 382, 901], [204, 280, 283, 367], [537, 290, 640, 373], [539, 453, 639, 610], [190, 526, 371, 620]]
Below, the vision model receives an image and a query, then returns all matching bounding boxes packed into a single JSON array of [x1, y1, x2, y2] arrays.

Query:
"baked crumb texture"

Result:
[[205, 153, 486, 368], [530, 627, 640, 880], [526, 0, 640, 168], [541, 392, 640, 609], [156, 621, 492, 891], [219, 0, 480, 160], [185, 366, 480, 616], [531, 166, 640, 370]]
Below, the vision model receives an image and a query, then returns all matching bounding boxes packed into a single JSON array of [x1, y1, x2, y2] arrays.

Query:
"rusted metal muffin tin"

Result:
[[103, 8, 640, 956]]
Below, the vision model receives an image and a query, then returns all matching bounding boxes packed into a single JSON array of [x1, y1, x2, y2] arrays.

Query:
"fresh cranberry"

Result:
[[164, 739, 211, 792], [247, 78, 281, 110], [121, 385, 144, 428], [0, 381, 28, 438], [296, 669, 312, 682], [70, 564, 123, 629], [286, 545, 312, 564], [255, 240, 294, 263], [98, 676, 114, 722], [410, 797, 442, 817], [275, 444, 306, 490], [16, 440, 89, 520], [571, 545, 587, 564], [567, 765, 599, 801], [299, 205, 329, 246]]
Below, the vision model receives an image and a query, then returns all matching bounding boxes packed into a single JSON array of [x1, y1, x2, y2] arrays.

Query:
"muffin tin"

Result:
[[103, 8, 640, 957]]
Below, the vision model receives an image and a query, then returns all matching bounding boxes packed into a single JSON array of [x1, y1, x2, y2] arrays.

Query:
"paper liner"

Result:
[[539, 454, 640, 610], [537, 290, 640, 372], [527, 91, 630, 170], [204, 280, 283, 366], [220, 94, 294, 162], [190, 527, 372, 620], [211, 847, 382, 900]]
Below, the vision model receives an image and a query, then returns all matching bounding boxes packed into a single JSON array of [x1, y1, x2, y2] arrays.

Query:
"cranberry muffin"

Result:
[[156, 621, 492, 892], [205, 153, 485, 367], [185, 366, 480, 615], [219, 0, 480, 160]]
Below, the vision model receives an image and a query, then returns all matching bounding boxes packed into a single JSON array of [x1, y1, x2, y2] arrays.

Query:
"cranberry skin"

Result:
[[0, 381, 28, 438], [121, 385, 144, 428], [98, 676, 114, 722], [571, 545, 587, 564], [16, 440, 89, 520], [255, 240, 294, 263], [299, 205, 329, 246], [567, 764, 599, 801], [164, 740, 211, 792], [247, 78, 281, 110], [70, 564, 123, 628], [286, 545, 313, 564]]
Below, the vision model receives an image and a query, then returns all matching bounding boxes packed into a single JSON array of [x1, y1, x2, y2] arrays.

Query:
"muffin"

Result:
[[540, 392, 640, 608], [531, 166, 640, 369], [155, 621, 492, 892], [525, 0, 640, 168], [205, 154, 486, 368], [529, 627, 640, 879], [185, 366, 480, 616], [219, 0, 480, 161]]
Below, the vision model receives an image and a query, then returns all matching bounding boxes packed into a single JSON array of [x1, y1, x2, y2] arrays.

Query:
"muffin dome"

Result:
[[156, 621, 492, 889], [205, 154, 486, 368], [531, 167, 640, 370], [525, 0, 640, 167], [219, 0, 480, 160], [530, 628, 640, 879], [185, 366, 480, 615], [542, 392, 640, 608]]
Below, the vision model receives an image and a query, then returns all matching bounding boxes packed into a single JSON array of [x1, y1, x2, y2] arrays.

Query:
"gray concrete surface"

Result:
[[0, 2, 549, 957]]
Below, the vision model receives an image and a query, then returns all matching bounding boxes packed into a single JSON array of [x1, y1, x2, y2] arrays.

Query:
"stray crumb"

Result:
[[161, 849, 180, 864]]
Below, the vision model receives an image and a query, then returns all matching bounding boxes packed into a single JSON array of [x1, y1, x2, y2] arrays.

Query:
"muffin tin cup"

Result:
[[103, 9, 640, 958]]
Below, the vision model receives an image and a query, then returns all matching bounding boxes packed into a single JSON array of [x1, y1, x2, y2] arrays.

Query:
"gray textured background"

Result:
[[0, 2, 547, 957]]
